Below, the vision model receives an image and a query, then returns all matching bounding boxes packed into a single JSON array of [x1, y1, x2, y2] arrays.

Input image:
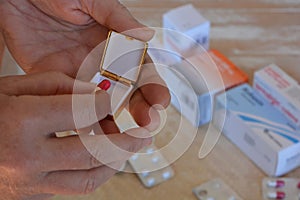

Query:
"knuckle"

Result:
[[47, 71, 68, 81], [89, 155, 100, 169], [127, 139, 143, 153], [83, 175, 97, 194]]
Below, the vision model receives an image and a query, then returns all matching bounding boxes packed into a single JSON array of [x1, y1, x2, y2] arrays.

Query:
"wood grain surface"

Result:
[[1, 0, 299, 199]]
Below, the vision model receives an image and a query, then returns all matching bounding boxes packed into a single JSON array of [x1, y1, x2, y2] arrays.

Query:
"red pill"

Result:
[[267, 191, 286, 199], [267, 180, 285, 188], [98, 79, 111, 91]]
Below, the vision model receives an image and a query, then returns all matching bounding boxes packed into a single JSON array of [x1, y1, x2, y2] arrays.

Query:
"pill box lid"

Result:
[[100, 31, 148, 85]]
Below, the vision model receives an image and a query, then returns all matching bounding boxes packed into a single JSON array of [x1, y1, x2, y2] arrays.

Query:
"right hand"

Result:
[[0, 71, 151, 200]]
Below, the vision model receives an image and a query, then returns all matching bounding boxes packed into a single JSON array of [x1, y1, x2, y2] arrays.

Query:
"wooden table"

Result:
[[1, 0, 299, 199]]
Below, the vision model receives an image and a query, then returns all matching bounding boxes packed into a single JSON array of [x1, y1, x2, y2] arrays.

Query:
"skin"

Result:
[[0, 0, 170, 128], [0, 33, 4, 66], [0, 72, 153, 200], [0, 0, 170, 199]]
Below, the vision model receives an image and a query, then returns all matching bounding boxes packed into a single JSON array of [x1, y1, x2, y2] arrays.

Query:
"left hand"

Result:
[[0, 0, 170, 129]]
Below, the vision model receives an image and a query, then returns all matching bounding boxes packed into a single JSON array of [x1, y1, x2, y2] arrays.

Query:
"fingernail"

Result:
[[133, 27, 155, 42], [93, 87, 101, 93]]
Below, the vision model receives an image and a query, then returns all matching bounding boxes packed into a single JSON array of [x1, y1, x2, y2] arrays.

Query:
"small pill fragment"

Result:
[[97, 79, 111, 91]]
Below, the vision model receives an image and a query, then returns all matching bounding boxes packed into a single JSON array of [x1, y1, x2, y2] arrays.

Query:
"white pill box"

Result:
[[214, 84, 300, 176], [161, 50, 248, 127], [97, 31, 148, 118], [163, 4, 210, 52], [253, 64, 300, 130]]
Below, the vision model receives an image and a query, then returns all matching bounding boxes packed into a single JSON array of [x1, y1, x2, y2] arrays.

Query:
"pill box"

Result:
[[128, 145, 174, 188], [254, 64, 300, 130], [163, 4, 210, 52], [262, 177, 300, 200], [161, 50, 248, 127], [97, 31, 148, 118], [214, 84, 300, 176], [193, 178, 242, 200]]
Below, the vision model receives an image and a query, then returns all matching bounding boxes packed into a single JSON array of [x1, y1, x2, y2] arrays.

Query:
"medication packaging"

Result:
[[162, 50, 248, 127], [214, 84, 300, 176], [163, 4, 210, 52], [262, 177, 300, 200], [128, 145, 174, 188], [193, 178, 242, 200], [254, 64, 300, 130]]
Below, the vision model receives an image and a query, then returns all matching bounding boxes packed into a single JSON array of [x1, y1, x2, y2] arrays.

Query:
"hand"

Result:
[[0, 71, 151, 200], [0, 0, 171, 130], [0, 33, 4, 65]]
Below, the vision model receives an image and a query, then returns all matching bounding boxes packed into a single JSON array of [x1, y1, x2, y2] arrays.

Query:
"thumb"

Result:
[[90, 0, 154, 41]]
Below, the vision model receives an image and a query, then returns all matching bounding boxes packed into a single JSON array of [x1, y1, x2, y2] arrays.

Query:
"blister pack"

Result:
[[193, 179, 242, 200], [262, 178, 300, 200], [128, 145, 174, 188]]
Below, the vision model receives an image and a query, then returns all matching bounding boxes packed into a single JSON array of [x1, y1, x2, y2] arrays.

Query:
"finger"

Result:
[[40, 128, 151, 171], [90, 0, 154, 41], [0, 33, 4, 64], [14, 90, 110, 133], [129, 89, 161, 131], [137, 56, 171, 108], [0, 71, 97, 96], [78, 116, 120, 135], [99, 115, 120, 134], [71, 115, 120, 140], [41, 164, 119, 195]]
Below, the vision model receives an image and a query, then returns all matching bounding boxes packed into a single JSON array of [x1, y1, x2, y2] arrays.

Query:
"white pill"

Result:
[[162, 171, 172, 179], [146, 177, 156, 187], [152, 156, 160, 163]]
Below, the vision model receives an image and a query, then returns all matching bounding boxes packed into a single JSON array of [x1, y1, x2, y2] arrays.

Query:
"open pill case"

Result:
[[98, 30, 148, 118], [56, 31, 148, 137]]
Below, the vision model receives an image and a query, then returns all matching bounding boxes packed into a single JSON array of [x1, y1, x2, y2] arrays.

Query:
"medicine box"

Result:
[[162, 50, 248, 127], [163, 4, 210, 53], [214, 84, 300, 176], [253, 64, 300, 130]]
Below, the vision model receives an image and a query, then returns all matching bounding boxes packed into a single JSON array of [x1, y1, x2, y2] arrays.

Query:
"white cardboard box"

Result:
[[214, 84, 300, 176], [253, 64, 300, 130], [161, 50, 248, 127], [163, 4, 210, 53]]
